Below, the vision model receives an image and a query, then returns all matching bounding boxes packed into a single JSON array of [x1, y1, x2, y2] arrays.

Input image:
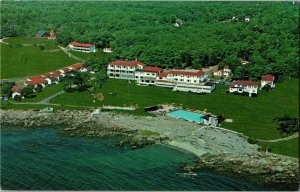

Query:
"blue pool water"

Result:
[[168, 110, 205, 123]]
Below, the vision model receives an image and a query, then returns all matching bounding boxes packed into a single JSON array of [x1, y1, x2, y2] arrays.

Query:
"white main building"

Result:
[[107, 60, 215, 93]]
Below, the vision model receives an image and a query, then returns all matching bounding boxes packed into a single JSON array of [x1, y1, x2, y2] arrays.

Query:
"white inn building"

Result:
[[156, 70, 214, 93], [107, 60, 215, 93], [107, 61, 145, 80], [68, 42, 96, 53], [229, 80, 259, 97], [135, 66, 163, 85]]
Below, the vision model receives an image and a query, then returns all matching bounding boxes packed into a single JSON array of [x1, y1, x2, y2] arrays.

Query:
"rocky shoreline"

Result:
[[1, 109, 299, 187]]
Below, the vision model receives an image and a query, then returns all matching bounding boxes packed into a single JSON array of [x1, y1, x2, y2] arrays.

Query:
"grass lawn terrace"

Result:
[[1, 38, 77, 79], [50, 78, 299, 141]]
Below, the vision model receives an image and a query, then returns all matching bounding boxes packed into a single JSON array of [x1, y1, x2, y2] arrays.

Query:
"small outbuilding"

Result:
[[35, 31, 49, 37]]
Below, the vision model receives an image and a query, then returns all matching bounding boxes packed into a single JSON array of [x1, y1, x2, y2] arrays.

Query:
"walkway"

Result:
[[0, 37, 9, 44], [34, 90, 65, 104], [257, 133, 299, 143], [59, 46, 85, 63]]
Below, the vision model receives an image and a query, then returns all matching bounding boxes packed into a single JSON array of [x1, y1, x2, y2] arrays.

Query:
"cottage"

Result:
[[107, 60, 145, 80], [71, 63, 88, 72], [135, 66, 163, 85], [25, 76, 48, 88], [261, 74, 275, 89], [229, 80, 259, 97], [48, 29, 56, 40], [103, 48, 113, 53], [68, 42, 96, 53], [244, 17, 251, 22], [240, 59, 249, 65], [35, 31, 49, 38], [213, 65, 231, 78], [11, 86, 24, 99]]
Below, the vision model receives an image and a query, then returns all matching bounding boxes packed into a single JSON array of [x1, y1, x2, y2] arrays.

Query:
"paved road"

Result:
[[59, 46, 85, 63], [34, 90, 65, 104], [257, 133, 299, 143]]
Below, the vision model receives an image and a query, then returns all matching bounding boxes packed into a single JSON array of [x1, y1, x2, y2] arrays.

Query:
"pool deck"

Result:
[[167, 109, 205, 124]]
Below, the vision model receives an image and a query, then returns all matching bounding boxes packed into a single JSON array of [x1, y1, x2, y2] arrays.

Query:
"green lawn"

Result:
[[258, 138, 299, 158], [50, 78, 298, 141], [4, 37, 60, 49], [1, 101, 91, 111], [22, 83, 64, 102], [69, 50, 110, 60], [1, 38, 77, 79]]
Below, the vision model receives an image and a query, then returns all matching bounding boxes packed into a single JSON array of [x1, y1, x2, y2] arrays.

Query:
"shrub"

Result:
[[14, 95, 22, 101], [38, 45, 45, 50], [14, 44, 22, 48], [64, 87, 76, 93], [247, 137, 257, 144]]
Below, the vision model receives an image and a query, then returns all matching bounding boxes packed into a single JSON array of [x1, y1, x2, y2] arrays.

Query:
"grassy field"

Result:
[[21, 84, 64, 102], [50, 78, 298, 140], [69, 50, 110, 60], [258, 138, 299, 158], [1, 37, 77, 79], [1, 101, 92, 111]]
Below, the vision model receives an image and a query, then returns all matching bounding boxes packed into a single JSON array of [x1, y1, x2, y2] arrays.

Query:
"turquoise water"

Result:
[[1, 126, 276, 190], [168, 110, 205, 123]]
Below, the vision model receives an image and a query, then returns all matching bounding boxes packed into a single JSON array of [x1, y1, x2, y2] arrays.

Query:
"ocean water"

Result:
[[1, 126, 276, 190]]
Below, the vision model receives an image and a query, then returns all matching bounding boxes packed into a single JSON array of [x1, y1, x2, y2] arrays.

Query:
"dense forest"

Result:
[[1, 1, 299, 81]]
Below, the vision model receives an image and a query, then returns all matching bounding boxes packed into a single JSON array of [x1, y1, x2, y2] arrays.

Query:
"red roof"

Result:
[[63, 67, 72, 71], [109, 60, 145, 67], [53, 70, 63, 75], [69, 41, 95, 48], [140, 66, 162, 73], [158, 71, 170, 78], [27, 76, 47, 85], [71, 63, 84, 69], [11, 86, 24, 93], [169, 70, 205, 77], [261, 74, 275, 81], [42, 73, 52, 77], [230, 80, 259, 87]]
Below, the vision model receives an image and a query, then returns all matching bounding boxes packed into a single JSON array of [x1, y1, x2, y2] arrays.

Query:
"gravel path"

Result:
[[59, 46, 85, 62], [34, 90, 65, 104], [257, 133, 299, 143]]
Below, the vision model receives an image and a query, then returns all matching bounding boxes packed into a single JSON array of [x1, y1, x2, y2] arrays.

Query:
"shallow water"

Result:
[[1, 126, 277, 190]]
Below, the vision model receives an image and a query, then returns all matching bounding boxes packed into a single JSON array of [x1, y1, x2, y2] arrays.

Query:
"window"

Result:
[[187, 80, 190, 82]]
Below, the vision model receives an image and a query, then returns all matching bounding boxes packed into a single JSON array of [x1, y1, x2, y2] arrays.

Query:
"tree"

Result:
[[63, 74, 76, 89], [95, 69, 108, 89], [22, 85, 36, 98], [273, 115, 299, 135], [34, 84, 43, 92], [1, 82, 15, 96]]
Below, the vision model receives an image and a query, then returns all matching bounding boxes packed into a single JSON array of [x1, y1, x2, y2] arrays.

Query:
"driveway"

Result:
[[59, 46, 85, 63]]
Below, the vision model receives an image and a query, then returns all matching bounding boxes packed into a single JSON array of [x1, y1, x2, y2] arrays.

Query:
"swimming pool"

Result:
[[167, 110, 205, 123]]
